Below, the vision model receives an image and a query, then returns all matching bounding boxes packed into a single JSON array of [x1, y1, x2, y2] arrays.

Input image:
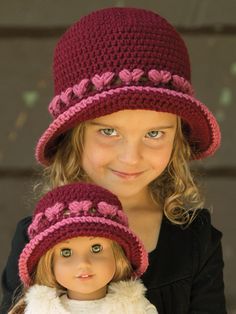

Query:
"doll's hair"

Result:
[[39, 118, 203, 225], [8, 249, 57, 314], [111, 241, 133, 281]]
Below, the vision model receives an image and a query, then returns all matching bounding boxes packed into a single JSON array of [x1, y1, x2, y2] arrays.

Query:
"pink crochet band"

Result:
[[48, 69, 194, 119], [28, 200, 128, 239]]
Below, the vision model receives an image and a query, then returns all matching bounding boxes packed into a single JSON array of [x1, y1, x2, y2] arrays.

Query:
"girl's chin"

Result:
[[102, 184, 149, 201], [87, 175, 154, 200]]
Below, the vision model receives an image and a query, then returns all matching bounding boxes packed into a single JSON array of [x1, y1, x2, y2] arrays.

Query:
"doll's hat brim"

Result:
[[19, 216, 148, 287]]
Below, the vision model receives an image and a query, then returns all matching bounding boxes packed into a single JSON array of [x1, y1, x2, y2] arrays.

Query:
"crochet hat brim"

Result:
[[19, 216, 148, 287], [35, 86, 221, 165]]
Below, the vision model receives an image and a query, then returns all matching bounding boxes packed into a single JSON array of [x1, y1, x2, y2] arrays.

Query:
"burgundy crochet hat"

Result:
[[36, 7, 221, 165], [18, 182, 148, 287]]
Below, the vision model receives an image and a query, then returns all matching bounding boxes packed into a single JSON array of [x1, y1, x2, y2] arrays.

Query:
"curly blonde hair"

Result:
[[150, 118, 204, 225], [38, 118, 203, 225]]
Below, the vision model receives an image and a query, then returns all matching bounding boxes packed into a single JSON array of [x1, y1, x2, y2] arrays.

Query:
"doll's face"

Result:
[[53, 236, 116, 300], [82, 109, 177, 202]]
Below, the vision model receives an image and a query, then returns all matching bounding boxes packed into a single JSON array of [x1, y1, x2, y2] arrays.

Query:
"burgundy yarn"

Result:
[[18, 183, 148, 287], [53, 7, 190, 95], [35, 7, 221, 165]]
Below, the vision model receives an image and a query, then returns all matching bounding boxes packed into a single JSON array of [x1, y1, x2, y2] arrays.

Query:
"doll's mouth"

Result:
[[76, 274, 94, 279]]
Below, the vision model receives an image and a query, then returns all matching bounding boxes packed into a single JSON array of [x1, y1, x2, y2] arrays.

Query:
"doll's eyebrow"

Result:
[[60, 240, 70, 244], [59, 238, 97, 245]]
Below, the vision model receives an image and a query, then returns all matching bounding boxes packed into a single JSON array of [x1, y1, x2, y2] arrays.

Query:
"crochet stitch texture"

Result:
[[18, 183, 148, 287], [35, 7, 221, 165]]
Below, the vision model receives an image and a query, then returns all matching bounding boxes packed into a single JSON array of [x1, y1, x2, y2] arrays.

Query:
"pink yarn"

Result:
[[119, 69, 144, 84], [69, 200, 92, 214], [48, 69, 195, 118], [73, 79, 90, 98], [45, 202, 64, 221], [48, 95, 61, 117], [172, 75, 194, 96], [97, 201, 118, 216], [148, 69, 171, 84], [91, 72, 115, 90], [28, 212, 43, 238], [60, 87, 73, 105]]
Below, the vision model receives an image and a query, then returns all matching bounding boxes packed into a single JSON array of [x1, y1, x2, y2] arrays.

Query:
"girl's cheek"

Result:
[[87, 151, 105, 164], [85, 144, 115, 163]]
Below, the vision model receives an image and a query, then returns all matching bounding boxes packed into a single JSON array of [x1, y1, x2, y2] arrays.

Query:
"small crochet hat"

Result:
[[18, 182, 148, 287], [36, 7, 221, 165]]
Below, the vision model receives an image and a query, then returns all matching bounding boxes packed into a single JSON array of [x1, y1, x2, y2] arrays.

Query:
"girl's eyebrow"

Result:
[[150, 125, 176, 130], [88, 122, 115, 127]]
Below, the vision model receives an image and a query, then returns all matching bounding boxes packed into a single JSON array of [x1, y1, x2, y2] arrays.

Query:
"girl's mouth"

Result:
[[111, 169, 144, 179]]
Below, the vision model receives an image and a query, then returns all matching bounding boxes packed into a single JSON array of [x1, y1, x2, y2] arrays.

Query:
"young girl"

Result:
[[9, 182, 157, 313], [1, 7, 226, 314]]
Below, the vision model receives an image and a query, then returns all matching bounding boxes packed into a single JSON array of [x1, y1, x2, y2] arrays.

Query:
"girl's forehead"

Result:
[[90, 110, 177, 127]]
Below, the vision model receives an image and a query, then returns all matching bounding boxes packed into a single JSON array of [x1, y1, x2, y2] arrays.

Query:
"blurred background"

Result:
[[0, 0, 235, 312]]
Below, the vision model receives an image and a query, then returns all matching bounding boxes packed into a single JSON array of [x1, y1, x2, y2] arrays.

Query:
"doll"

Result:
[[9, 182, 157, 313]]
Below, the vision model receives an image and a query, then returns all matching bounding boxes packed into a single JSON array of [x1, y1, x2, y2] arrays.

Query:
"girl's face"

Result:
[[53, 236, 116, 300], [82, 110, 177, 202]]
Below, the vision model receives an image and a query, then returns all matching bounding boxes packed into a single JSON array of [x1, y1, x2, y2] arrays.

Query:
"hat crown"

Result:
[[28, 183, 127, 239], [53, 7, 191, 95]]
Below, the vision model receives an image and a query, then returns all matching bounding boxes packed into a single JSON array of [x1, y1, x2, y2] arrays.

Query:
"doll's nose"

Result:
[[77, 255, 91, 266]]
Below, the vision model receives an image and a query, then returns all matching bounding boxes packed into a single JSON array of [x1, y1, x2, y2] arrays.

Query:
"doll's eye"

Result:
[[91, 244, 103, 253], [60, 248, 72, 257]]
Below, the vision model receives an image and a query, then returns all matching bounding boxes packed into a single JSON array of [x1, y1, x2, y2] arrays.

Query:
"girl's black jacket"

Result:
[[0, 209, 227, 314]]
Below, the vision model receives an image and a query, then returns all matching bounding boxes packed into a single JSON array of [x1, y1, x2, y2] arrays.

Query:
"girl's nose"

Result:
[[118, 141, 141, 165]]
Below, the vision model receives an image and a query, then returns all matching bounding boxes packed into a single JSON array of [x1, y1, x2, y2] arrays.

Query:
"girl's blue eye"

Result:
[[91, 244, 103, 253], [146, 130, 162, 138], [61, 248, 72, 258], [100, 128, 117, 136]]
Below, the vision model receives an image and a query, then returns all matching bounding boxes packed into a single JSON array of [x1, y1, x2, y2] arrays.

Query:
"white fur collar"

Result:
[[24, 284, 67, 314], [24, 280, 157, 314]]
